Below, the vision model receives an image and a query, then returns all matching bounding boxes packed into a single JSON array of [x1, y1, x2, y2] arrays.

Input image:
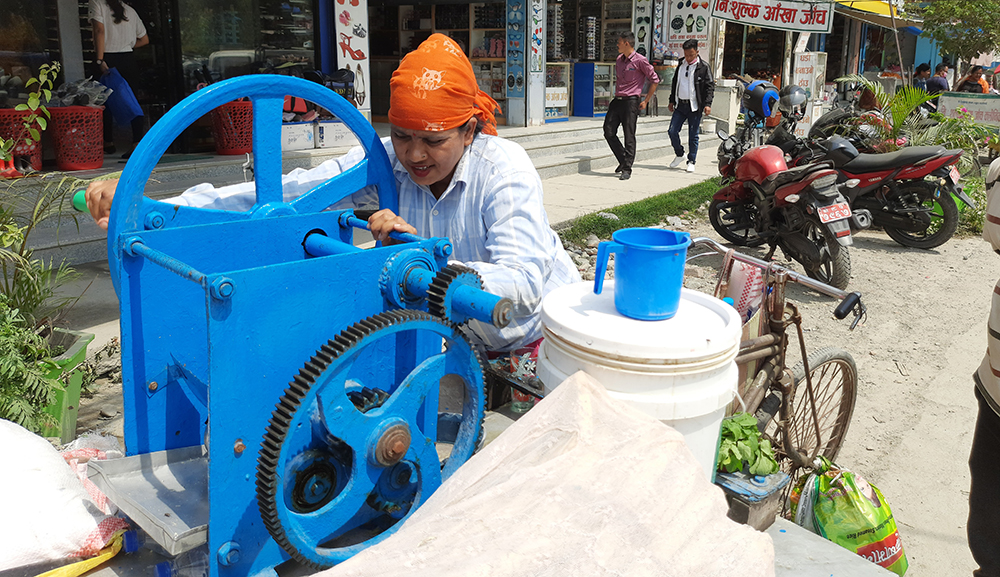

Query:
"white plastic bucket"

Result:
[[536, 281, 741, 481]]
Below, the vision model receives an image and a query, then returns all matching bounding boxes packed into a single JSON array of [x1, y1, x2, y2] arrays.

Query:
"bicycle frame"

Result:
[[687, 237, 864, 469]]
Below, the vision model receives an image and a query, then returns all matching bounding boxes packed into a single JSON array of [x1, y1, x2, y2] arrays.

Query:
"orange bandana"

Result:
[[388, 33, 499, 136]]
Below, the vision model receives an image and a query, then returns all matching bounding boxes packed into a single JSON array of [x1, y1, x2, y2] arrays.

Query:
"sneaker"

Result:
[[669, 156, 685, 168], [619, 170, 631, 181], [686, 162, 696, 173]]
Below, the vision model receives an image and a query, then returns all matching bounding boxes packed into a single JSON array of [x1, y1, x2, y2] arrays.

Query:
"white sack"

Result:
[[323, 370, 774, 577], [0, 419, 127, 570]]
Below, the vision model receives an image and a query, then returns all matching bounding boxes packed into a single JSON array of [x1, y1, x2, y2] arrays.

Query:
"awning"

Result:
[[835, 0, 922, 30]]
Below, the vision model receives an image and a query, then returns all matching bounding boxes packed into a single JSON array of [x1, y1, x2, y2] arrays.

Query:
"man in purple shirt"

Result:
[[668, 39, 715, 172], [604, 31, 660, 181]]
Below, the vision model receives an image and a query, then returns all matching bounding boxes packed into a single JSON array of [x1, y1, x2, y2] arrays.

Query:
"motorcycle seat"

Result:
[[842, 145, 947, 173], [764, 162, 833, 190]]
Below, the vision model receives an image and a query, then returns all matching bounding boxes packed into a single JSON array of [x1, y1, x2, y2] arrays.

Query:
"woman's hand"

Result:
[[367, 209, 417, 244], [85, 178, 119, 230]]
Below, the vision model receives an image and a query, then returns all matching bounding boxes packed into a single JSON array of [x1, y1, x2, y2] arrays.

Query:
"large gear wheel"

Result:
[[427, 264, 485, 324], [255, 310, 487, 569]]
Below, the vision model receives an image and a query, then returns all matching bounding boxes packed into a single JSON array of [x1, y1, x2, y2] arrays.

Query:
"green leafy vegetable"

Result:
[[717, 412, 779, 476]]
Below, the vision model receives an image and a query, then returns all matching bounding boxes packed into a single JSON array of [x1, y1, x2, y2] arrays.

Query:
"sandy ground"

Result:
[[75, 210, 991, 575], [672, 211, 989, 576]]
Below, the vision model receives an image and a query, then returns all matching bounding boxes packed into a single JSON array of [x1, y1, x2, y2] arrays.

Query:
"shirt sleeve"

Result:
[[134, 9, 147, 38], [460, 165, 554, 318], [165, 144, 378, 211], [640, 57, 660, 85], [88, 0, 104, 23]]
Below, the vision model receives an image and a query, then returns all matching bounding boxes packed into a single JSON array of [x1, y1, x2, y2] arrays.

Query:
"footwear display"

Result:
[[669, 156, 685, 168], [353, 24, 366, 38], [339, 10, 350, 26], [686, 162, 696, 172], [339, 33, 366, 60], [355, 64, 366, 107]]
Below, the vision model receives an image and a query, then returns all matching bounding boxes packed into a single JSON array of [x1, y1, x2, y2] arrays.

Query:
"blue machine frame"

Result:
[[109, 76, 507, 575]]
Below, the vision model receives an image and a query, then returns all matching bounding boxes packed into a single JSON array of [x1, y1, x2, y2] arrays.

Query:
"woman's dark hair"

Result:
[[107, 0, 128, 24], [971, 65, 984, 75], [915, 63, 930, 75], [463, 117, 485, 136]]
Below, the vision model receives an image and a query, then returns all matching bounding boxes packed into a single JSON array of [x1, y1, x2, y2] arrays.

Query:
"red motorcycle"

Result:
[[711, 130, 870, 290], [768, 86, 968, 249]]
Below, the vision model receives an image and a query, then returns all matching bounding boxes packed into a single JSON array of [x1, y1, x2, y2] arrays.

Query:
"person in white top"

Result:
[[667, 39, 714, 172], [88, 0, 148, 157]]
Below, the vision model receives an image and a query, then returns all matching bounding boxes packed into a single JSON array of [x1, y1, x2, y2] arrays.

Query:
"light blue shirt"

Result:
[[169, 134, 582, 351]]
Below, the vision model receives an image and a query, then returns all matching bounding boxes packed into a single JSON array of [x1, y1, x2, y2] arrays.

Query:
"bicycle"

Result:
[[686, 237, 865, 486]]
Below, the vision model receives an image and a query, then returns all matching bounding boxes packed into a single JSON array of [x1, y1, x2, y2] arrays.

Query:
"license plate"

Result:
[[818, 202, 852, 223], [950, 166, 961, 185]]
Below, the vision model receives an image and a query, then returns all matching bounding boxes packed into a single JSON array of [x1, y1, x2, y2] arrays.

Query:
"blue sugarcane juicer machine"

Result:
[[92, 75, 513, 576]]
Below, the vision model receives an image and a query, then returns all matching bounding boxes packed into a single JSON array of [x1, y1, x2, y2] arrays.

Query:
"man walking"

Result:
[[668, 39, 715, 172], [926, 63, 950, 109], [603, 31, 660, 181]]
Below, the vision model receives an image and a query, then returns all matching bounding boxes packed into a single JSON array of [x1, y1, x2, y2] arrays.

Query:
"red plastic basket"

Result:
[[0, 109, 42, 171], [49, 106, 104, 171], [210, 100, 253, 155]]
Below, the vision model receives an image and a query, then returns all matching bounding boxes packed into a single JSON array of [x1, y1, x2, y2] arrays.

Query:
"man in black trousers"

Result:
[[603, 31, 660, 181], [667, 39, 715, 172]]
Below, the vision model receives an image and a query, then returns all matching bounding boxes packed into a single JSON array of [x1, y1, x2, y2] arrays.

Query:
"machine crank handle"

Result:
[[72, 189, 89, 213], [834, 291, 866, 330]]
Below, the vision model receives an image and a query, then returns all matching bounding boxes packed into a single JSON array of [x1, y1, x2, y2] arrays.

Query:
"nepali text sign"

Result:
[[938, 93, 1000, 127], [711, 0, 834, 34]]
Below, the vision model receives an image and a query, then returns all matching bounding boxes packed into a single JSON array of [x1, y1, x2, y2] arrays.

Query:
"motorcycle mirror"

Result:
[[717, 128, 729, 140]]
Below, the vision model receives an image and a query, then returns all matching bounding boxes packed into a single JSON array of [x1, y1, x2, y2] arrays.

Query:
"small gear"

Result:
[[426, 264, 484, 324]]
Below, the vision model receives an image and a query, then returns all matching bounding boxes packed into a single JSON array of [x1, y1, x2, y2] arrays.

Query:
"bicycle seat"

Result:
[[841, 145, 947, 173]]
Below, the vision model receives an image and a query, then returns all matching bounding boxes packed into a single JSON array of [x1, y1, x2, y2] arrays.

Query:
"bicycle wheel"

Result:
[[782, 347, 858, 465]]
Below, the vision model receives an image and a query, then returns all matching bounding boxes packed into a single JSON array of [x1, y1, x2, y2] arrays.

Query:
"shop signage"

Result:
[[545, 87, 569, 108], [507, 0, 526, 98], [938, 93, 1000, 128], [665, 0, 711, 57], [529, 0, 544, 73], [334, 0, 371, 116], [710, 0, 834, 34]]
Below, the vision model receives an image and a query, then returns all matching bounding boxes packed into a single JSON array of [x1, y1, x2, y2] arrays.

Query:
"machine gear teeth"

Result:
[[254, 309, 486, 569], [427, 264, 484, 323]]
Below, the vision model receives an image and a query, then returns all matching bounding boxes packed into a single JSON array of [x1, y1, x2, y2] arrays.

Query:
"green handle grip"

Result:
[[72, 190, 89, 213]]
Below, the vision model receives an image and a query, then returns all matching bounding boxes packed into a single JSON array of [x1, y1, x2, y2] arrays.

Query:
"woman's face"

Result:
[[390, 120, 476, 195]]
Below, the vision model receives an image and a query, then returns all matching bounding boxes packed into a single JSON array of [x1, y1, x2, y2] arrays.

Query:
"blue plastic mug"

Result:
[[594, 228, 692, 320]]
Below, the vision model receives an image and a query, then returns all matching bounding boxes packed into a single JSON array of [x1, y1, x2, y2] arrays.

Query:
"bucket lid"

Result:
[[541, 281, 742, 362]]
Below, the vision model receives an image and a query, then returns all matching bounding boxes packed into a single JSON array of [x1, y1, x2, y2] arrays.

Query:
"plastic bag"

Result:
[[789, 457, 908, 575], [99, 68, 142, 124], [53, 78, 113, 107]]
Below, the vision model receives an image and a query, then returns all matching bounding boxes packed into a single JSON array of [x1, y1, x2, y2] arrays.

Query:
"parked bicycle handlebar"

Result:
[[686, 237, 866, 328]]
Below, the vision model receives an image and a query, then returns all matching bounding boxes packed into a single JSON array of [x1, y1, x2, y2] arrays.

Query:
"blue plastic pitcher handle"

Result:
[[593, 241, 622, 294]]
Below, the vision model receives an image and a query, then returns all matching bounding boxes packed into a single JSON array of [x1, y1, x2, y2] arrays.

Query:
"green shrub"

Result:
[[0, 294, 60, 433], [959, 177, 987, 236]]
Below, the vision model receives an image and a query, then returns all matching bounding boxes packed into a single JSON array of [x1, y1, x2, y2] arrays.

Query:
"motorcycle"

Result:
[[711, 126, 870, 290], [766, 88, 970, 249]]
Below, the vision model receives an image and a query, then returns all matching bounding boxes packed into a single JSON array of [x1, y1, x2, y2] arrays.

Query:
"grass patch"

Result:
[[559, 177, 720, 244]]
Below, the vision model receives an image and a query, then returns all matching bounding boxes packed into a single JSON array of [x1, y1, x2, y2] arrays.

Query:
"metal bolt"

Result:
[[234, 439, 245, 455], [374, 424, 411, 466], [210, 277, 236, 300], [148, 381, 158, 391], [217, 541, 241, 566], [144, 211, 165, 230], [433, 239, 453, 258]]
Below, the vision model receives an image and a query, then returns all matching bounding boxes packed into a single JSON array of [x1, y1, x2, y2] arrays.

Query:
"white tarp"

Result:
[[323, 371, 775, 577]]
